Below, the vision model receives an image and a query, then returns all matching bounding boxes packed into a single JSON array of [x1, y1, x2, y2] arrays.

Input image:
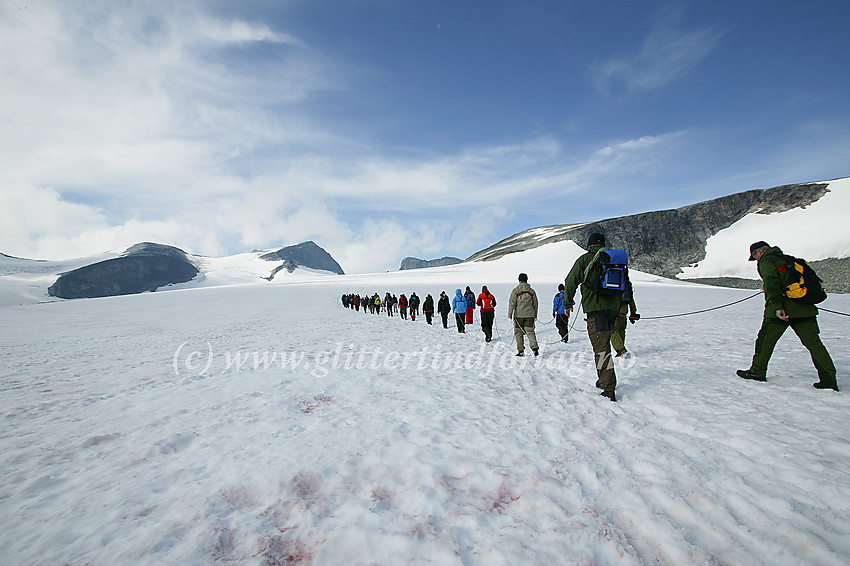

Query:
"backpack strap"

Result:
[[582, 248, 608, 282]]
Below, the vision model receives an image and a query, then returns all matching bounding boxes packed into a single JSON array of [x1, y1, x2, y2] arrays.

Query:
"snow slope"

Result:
[[0, 252, 121, 307], [679, 177, 850, 280], [2, 241, 849, 565]]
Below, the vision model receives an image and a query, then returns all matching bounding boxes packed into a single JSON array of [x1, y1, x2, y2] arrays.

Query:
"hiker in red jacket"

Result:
[[476, 285, 497, 342], [398, 294, 408, 320]]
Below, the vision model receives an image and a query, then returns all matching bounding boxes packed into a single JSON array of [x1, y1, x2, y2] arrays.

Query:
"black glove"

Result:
[[629, 313, 640, 324]]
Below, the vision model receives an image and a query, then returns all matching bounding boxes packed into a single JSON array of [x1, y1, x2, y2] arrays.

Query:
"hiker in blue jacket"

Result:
[[553, 283, 572, 343], [452, 289, 467, 333]]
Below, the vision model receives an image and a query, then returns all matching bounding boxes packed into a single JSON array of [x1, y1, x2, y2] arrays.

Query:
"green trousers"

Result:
[[610, 303, 629, 352], [588, 313, 617, 394], [749, 316, 837, 383]]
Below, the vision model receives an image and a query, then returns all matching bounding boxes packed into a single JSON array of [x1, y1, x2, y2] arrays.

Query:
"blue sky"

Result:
[[1, 0, 848, 272]]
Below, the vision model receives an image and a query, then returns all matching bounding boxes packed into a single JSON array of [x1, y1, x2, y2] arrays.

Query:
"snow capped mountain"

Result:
[[466, 177, 850, 293], [0, 242, 344, 306], [678, 177, 850, 280]]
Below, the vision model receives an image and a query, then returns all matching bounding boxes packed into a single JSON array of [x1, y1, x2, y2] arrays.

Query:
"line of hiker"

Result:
[[340, 292, 423, 320], [341, 286, 499, 336], [341, 232, 838, 404]]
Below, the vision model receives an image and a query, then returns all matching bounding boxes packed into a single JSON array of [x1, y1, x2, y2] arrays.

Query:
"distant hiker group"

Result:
[[341, 286, 497, 336], [341, 292, 422, 321], [340, 232, 839, 403]]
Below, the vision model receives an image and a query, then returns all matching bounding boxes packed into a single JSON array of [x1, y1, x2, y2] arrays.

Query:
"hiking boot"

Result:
[[516, 351, 524, 357], [532, 348, 539, 357], [737, 369, 766, 382], [595, 380, 603, 389], [601, 390, 617, 402], [562, 336, 569, 343], [813, 381, 839, 391], [615, 348, 628, 357]]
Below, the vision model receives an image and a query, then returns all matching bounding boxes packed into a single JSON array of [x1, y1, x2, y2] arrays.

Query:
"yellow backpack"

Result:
[[778, 255, 826, 304]]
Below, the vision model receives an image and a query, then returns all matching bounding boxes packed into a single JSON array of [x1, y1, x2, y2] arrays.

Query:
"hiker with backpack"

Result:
[[508, 273, 539, 356], [476, 285, 497, 342], [464, 286, 476, 325], [552, 284, 572, 343], [398, 294, 408, 320], [737, 241, 838, 391], [563, 233, 624, 402], [452, 289, 468, 333], [409, 292, 420, 321], [438, 291, 451, 328], [423, 294, 435, 325], [611, 278, 639, 357]]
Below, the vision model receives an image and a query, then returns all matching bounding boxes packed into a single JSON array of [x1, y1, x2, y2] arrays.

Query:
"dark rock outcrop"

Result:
[[47, 243, 199, 299], [259, 241, 344, 275], [467, 183, 831, 280], [399, 256, 463, 270], [263, 260, 296, 281]]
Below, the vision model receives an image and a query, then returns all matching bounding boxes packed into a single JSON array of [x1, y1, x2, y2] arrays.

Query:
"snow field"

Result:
[[2, 272, 849, 565]]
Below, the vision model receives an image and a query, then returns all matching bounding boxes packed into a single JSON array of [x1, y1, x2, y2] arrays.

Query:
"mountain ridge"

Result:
[[465, 179, 849, 292]]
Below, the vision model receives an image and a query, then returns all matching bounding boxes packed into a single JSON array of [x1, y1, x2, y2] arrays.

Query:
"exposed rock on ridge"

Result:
[[259, 241, 344, 275], [467, 183, 830, 281], [47, 243, 199, 299], [400, 256, 463, 270]]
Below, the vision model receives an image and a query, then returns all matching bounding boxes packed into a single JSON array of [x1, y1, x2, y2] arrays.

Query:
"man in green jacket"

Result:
[[564, 233, 622, 401], [737, 241, 838, 391], [508, 273, 539, 357]]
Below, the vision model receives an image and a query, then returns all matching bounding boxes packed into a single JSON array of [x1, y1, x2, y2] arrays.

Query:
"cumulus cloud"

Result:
[[0, 1, 726, 272]]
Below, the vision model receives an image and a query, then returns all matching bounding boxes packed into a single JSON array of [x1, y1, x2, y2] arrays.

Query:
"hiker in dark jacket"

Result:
[[564, 233, 622, 401], [464, 286, 476, 325], [423, 294, 435, 325], [437, 291, 451, 328], [737, 241, 838, 391], [409, 293, 420, 320]]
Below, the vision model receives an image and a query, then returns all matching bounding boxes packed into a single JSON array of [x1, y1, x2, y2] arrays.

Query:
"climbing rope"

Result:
[[819, 306, 850, 317], [639, 291, 763, 320]]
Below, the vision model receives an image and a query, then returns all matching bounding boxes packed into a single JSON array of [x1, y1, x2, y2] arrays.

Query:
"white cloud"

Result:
[[201, 19, 299, 45], [0, 1, 782, 273], [590, 9, 724, 96]]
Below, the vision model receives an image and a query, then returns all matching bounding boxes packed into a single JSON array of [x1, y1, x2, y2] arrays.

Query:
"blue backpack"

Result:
[[584, 249, 629, 296]]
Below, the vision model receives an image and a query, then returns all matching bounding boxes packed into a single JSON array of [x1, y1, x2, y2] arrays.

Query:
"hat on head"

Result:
[[587, 233, 605, 247], [518, 273, 528, 282], [748, 241, 769, 261]]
